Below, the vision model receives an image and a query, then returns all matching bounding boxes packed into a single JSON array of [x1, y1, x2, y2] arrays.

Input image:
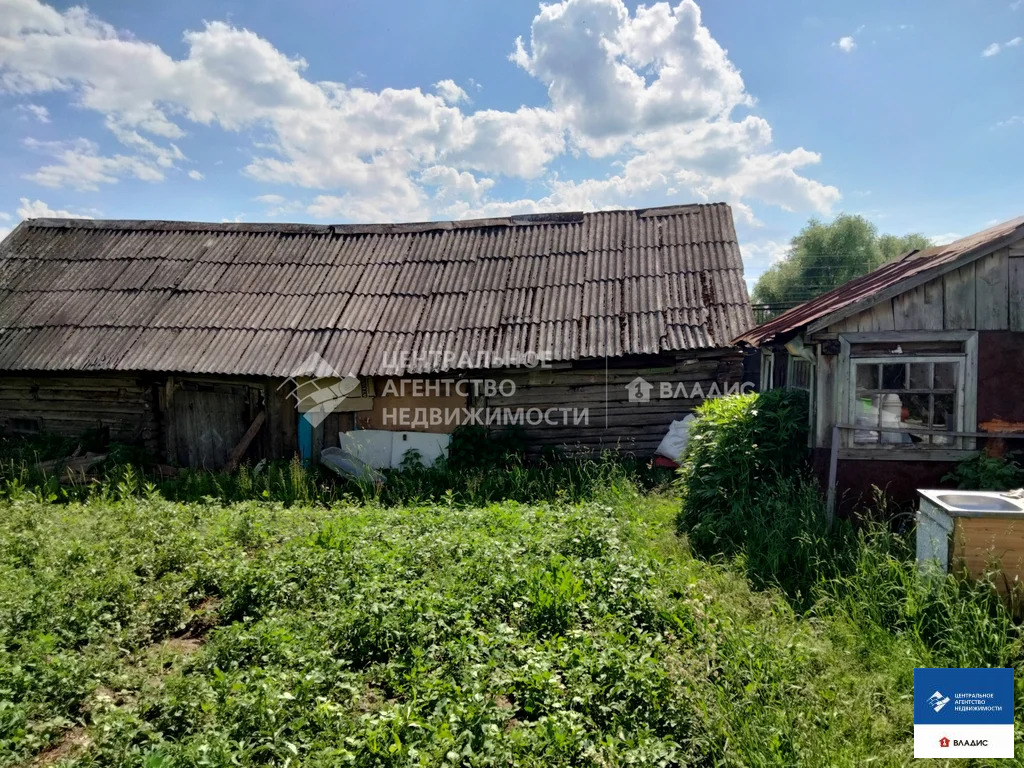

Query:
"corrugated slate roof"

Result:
[[0, 203, 752, 377], [735, 215, 1024, 346]]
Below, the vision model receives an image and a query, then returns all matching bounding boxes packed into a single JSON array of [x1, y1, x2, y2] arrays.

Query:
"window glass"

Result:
[[934, 362, 956, 390], [852, 358, 960, 447], [881, 363, 905, 390], [909, 363, 932, 390], [856, 364, 878, 390]]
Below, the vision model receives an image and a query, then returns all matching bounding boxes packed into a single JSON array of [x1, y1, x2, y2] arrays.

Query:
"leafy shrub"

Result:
[[942, 452, 1024, 491], [676, 388, 810, 555]]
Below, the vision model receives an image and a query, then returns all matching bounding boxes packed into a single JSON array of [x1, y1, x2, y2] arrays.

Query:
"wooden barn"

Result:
[[735, 215, 1024, 511], [0, 203, 753, 468]]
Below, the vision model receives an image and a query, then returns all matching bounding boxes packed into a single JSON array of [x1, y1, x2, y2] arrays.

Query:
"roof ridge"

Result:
[[20, 202, 732, 236]]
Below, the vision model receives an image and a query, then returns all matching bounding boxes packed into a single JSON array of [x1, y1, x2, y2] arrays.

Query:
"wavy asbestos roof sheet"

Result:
[[0, 203, 752, 376]]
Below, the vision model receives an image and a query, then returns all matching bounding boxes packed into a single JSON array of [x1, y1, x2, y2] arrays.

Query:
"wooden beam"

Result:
[[224, 410, 266, 472], [826, 425, 839, 531]]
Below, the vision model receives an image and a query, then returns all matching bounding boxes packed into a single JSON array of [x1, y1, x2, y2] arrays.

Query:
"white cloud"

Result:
[[0, 0, 839, 221], [434, 79, 468, 104], [929, 232, 961, 245], [187, 169, 203, 180], [834, 36, 857, 53], [254, 193, 302, 217], [511, 0, 751, 152], [983, 37, 1019, 57], [741, 239, 790, 284], [23, 136, 165, 190], [16, 196, 93, 219], [18, 102, 49, 121], [995, 115, 1024, 128]]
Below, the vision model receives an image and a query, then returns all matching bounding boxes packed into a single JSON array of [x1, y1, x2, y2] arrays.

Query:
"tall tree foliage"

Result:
[[752, 214, 932, 305]]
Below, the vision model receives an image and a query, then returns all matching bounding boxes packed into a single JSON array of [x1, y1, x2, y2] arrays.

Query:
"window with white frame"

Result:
[[760, 349, 775, 391], [788, 357, 814, 392], [841, 332, 976, 452]]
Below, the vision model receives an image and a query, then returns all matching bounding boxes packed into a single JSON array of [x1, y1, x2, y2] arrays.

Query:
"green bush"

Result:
[[674, 390, 1022, 672], [942, 452, 1024, 491], [676, 388, 810, 556]]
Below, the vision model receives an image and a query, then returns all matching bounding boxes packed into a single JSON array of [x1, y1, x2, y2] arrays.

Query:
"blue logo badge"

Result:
[[914, 668, 1013, 725], [913, 668, 1014, 758]]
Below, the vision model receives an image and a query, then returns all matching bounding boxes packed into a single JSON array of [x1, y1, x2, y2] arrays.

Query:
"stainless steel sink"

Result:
[[933, 493, 1022, 512]]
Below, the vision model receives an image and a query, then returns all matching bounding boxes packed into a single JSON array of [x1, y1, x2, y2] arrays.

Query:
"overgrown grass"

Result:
[[0, 493, 999, 768], [4, 409, 1023, 764], [0, 426, 670, 509], [2, 489, 1022, 766]]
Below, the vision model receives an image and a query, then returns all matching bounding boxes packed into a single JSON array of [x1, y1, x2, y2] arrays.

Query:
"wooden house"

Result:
[[735, 216, 1024, 510], [0, 204, 753, 468]]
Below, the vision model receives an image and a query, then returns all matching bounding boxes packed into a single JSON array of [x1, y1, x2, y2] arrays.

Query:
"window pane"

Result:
[[856, 364, 878, 391], [854, 395, 880, 443], [881, 363, 906, 390], [909, 362, 932, 390], [791, 359, 812, 390], [934, 362, 957, 390], [932, 393, 957, 446], [903, 393, 930, 426], [879, 393, 913, 444], [933, 394, 956, 427]]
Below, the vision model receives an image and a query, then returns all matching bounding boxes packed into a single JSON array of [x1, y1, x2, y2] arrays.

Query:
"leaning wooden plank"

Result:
[[37, 452, 107, 474], [224, 411, 267, 473]]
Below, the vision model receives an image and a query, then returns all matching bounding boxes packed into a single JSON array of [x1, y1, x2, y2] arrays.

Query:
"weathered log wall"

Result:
[[0, 373, 159, 452], [484, 351, 746, 455]]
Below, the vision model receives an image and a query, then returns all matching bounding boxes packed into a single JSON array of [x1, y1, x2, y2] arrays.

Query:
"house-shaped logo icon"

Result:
[[626, 376, 654, 403], [939, 737, 950, 748]]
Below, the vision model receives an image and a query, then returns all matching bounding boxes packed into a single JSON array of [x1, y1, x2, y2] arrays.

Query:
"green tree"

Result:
[[752, 214, 932, 306]]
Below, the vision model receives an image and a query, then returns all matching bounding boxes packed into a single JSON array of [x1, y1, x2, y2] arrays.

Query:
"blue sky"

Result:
[[0, 0, 1021, 285]]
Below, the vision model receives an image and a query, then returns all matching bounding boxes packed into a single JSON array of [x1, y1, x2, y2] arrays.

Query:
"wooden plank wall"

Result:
[[0, 374, 159, 452], [809, 244, 1024, 448], [483, 352, 744, 455], [827, 246, 1022, 334], [953, 516, 1024, 590]]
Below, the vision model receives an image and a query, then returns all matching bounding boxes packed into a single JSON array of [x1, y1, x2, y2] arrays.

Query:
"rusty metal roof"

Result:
[[734, 216, 1024, 346], [0, 203, 752, 377]]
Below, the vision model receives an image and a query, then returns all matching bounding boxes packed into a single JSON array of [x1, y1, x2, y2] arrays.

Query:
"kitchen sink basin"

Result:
[[933, 493, 1022, 512]]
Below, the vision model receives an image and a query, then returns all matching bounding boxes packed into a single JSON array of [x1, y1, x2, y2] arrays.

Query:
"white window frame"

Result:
[[788, 354, 816, 447], [847, 354, 965, 446], [760, 349, 775, 391], [837, 331, 978, 460]]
